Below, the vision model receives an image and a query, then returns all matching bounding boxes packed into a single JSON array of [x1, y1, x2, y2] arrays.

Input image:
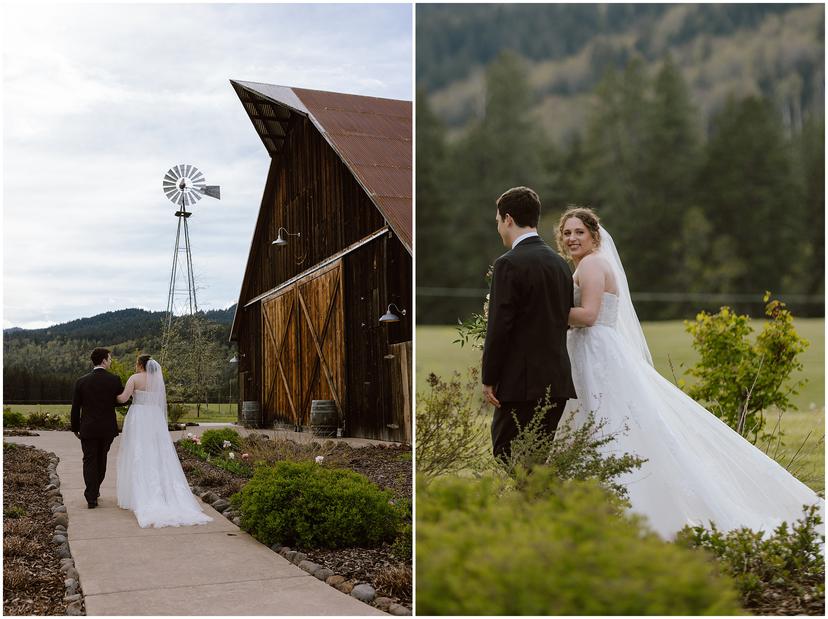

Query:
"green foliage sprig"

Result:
[[200, 428, 242, 455], [415, 370, 489, 481], [676, 504, 825, 615], [501, 396, 647, 501], [683, 293, 809, 443], [231, 461, 402, 549]]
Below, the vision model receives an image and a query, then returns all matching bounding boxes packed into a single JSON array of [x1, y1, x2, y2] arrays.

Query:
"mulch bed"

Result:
[[174, 438, 413, 610], [3, 443, 68, 615], [3, 430, 40, 437]]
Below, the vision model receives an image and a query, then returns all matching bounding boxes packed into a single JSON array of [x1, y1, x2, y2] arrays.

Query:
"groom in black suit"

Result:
[[482, 187, 577, 460], [70, 347, 123, 508]]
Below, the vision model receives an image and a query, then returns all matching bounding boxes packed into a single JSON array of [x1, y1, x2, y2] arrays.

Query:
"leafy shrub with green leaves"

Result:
[[178, 436, 208, 460], [676, 504, 825, 615], [683, 294, 809, 442], [25, 411, 66, 429], [231, 461, 401, 548], [200, 428, 241, 455], [416, 370, 489, 481], [500, 396, 646, 500], [417, 470, 741, 615], [168, 403, 188, 424], [3, 410, 27, 428]]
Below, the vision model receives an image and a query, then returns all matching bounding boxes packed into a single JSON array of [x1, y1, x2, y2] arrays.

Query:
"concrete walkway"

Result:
[[6, 431, 385, 615]]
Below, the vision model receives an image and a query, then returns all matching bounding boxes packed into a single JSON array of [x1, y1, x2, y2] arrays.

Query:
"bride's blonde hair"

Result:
[[556, 206, 601, 260]]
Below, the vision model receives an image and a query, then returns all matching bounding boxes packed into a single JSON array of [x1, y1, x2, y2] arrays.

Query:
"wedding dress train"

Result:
[[116, 361, 212, 528], [563, 228, 824, 539]]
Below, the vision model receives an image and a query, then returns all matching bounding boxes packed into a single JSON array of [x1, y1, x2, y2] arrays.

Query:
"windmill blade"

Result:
[[200, 185, 221, 200]]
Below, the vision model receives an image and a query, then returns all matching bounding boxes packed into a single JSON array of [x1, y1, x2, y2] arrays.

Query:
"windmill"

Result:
[[161, 164, 220, 330]]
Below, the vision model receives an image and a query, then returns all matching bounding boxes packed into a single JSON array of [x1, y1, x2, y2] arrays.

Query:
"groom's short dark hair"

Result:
[[497, 186, 541, 228], [91, 348, 111, 366]]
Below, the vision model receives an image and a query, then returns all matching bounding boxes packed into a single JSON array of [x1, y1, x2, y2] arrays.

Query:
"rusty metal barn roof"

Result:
[[230, 80, 412, 253]]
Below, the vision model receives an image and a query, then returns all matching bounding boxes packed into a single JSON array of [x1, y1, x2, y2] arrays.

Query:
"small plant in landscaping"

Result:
[[201, 428, 242, 455], [232, 461, 402, 549], [168, 403, 189, 425], [6, 505, 27, 519], [676, 503, 825, 615], [25, 411, 67, 430], [3, 410, 27, 428]]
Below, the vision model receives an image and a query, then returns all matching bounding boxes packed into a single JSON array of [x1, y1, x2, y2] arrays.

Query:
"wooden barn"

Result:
[[228, 80, 412, 443]]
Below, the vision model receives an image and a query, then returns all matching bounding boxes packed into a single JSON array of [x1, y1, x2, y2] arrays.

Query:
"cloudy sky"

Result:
[[2, 2, 412, 329]]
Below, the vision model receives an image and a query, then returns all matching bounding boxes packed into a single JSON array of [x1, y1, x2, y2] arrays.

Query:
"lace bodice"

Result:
[[574, 285, 618, 327]]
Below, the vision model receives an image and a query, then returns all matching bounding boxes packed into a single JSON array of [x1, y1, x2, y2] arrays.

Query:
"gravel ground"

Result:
[[175, 438, 413, 610], [3, 443, 71, 616]]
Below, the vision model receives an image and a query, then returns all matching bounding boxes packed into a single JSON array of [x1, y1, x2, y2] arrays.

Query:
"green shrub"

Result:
[[25, 411, 66, 429], [501, 398, 646, 500], [684, 294, 808, 442], [391, 522, 412, 562], [676, 504, 825, 615], [178, 436, 208, 460], [416, 470, 742, 615], [168, 403, 188, 424], [211, 455, 253, 477], [416, 370, 489, 481], [201, 428, 241, 455], [3, 410, 27, 428], [232, 461, 401, 549]]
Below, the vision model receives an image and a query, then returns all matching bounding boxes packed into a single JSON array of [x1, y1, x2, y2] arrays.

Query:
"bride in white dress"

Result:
[[116, 355, 212, 528], [557, 207, 823, 539]]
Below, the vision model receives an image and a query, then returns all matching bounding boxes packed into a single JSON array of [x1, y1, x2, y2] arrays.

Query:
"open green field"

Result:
[[417, 319, 825, 493], [4, 403, 238, 424]]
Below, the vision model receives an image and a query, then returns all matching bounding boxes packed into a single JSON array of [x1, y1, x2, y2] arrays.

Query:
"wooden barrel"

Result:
[[310, 400, 338, 437], [241, 401, 260, 428]]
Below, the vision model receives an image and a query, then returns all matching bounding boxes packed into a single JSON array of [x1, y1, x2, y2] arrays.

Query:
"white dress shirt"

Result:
[[512, 231, 539, 249]]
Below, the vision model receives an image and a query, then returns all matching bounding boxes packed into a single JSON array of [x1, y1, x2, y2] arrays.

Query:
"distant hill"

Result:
[[418, 4, 823, 141], [3, 306, 236, 402]]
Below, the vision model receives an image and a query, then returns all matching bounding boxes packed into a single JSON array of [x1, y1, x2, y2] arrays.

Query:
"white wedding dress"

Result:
[[116, 360, 212, 528], [564, 227, 824, 539]]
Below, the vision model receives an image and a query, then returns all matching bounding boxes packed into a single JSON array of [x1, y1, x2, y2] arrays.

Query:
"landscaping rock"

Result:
[[388, 603, 412, 615], [212, 499, 230, 513], [45, 483, 57, 491], [52, 534, 67, 545], [55, 524, 66, 532], [291, 552, 307, 565], [336, 580, 355, 595], [350, 583, 376, 603], [46, 489, 61, 497], [64, 578, 78, 594], [232, 516, 242, 527], [282, 550, 297, 562], [51, 505, 66, 513], [200, 491, 219, 504], [374, 597, 394, 612], [56, 544, 72, 559], [53, 513, 69, 527], [270, 543, 282, 553], [66, 601, 83, 616], [65, 567, 79, 581], [298, 560, 321, 574], [326, 575, 346, 587], [63, 594, 82, 603], [313, 567, 334, 582]]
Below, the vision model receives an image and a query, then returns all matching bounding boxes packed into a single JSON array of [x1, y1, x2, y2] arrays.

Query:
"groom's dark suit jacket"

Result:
[[70, 369, 122, 440], [482, 236, 577, 403]]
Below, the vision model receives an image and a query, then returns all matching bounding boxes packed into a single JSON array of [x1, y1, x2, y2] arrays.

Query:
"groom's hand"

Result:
[[483, 384, 500, 408]]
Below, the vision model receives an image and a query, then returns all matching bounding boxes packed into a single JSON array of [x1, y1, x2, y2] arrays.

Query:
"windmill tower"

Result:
[[161, 164, 220, 329]]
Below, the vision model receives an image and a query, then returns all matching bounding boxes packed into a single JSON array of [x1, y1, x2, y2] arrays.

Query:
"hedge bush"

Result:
[[676, 504, 825, 615], [3, 410, 26, 428], [25, 411, 66, 430], [232, 461, 401, 548], [200, 428, 241, 455], [416, 470, 742, 615]]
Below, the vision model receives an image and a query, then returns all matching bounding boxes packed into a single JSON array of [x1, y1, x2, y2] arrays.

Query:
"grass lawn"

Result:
[[417, 318, 824, 493], [5, 403, 238, 424]]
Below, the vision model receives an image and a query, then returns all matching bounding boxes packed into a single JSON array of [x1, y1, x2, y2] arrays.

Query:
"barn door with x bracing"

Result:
[[261, 260, 345, 427]]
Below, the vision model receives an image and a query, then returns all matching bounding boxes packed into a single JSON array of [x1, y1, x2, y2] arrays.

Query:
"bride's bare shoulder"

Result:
[[581, 253, 612, 272]]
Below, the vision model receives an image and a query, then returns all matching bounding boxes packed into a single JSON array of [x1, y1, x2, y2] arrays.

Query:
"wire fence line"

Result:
[[417, 287, 825, 305]]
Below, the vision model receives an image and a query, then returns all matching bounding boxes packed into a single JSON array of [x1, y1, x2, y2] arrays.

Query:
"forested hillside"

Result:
[[416, 4, 824, 323], [3, 306, 236, 402]]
